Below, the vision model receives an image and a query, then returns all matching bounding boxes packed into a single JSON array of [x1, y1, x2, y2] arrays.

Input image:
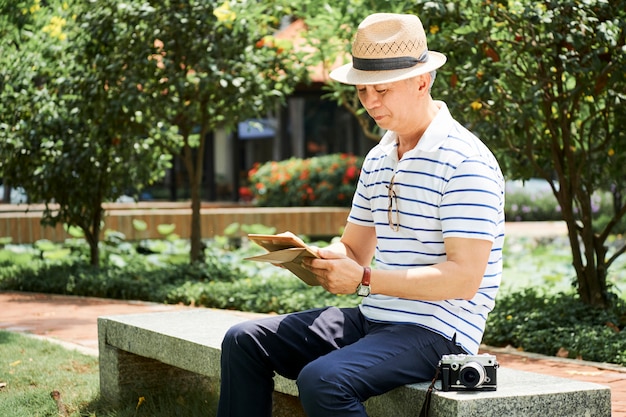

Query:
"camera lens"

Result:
[[459, 362, 486, 388]]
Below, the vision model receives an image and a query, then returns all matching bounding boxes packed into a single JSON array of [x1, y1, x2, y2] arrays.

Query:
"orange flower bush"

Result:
[[248, 153, 363, 207]]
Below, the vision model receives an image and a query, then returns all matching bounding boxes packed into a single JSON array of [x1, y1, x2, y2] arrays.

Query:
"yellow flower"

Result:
[[429, 25, 439, 35], [42, 16, 67, 41], [608, 148, 615, 157], [470, 100, 483, 111], [506, 315, 513, 320], [214, 1, 236, 24], [29, 0, 40, 13], [51, 16, 66, 26]]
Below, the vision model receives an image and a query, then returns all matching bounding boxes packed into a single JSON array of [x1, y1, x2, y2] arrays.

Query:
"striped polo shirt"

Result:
[[349, 101, 505, 354]]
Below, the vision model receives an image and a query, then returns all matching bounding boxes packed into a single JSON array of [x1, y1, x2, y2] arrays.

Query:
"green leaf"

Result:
[[132, 219, 148, 231], [34, 239, 58, 252], [157, 223, 176, 236], [223, 222, 240, 236], [65, 224, 84, 238]]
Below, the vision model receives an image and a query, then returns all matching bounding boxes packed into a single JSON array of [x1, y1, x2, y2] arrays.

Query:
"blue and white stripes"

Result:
[[348, 101, 505, 354]]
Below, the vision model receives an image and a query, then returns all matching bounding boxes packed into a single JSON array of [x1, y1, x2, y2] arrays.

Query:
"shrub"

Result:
[[247, 153, 363, 207], [484, 289, 626, 365], [0, 254, 242, 302], [165, 274, 359, 314]]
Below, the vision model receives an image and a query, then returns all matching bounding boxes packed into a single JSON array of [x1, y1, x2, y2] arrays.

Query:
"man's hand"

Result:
[[303, 249, 364, 295]]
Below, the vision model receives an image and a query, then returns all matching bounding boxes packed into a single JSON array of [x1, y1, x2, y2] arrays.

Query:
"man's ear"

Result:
[[420, 73, 433, 91], [411, 73, 431, 95]]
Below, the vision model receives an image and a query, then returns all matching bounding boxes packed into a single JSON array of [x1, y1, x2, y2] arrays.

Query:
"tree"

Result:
[[80, 0, 307, 263], [0, 0, 42, 203], [0, 0, 176, 266], [425, 0, 626, 308]]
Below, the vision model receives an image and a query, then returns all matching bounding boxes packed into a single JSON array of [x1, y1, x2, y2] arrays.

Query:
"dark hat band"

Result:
[[352, 51, 429, 71]]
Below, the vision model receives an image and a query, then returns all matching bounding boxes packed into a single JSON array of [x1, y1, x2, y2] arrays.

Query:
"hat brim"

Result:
[[329, 51, 447, 85]]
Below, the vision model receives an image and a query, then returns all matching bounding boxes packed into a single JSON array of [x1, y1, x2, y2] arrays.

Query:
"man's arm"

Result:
[[369, 237, 492, 301], [307, 228, 492, 300], [324, 222, 377, 266]]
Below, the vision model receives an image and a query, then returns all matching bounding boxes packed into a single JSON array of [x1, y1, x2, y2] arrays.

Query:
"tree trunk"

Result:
[[189, 174, 203, 263], [563, 212, 610, 308], [556, 177, 610, 308], [185, 132, 207, 264], [84, 207, 103, 267], [88, 235, 99, 267]]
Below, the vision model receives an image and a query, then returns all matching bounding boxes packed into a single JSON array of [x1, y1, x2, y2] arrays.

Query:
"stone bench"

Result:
[[98, 309, 611, 417]]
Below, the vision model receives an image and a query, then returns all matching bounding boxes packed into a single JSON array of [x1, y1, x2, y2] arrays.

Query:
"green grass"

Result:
[[0, 331, 216, 417], [0, 331, 99, 417]]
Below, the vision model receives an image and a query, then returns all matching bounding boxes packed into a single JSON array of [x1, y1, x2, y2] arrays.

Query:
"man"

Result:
[[217, 12, 505, 417]]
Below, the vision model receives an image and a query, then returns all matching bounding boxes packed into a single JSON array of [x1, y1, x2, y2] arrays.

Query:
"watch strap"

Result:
[[356, 266, 372, 296], [361, 266, 371, 286]]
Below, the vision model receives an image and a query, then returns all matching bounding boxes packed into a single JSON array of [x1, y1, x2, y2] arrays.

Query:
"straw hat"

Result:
[[329, 13, 446, 85]]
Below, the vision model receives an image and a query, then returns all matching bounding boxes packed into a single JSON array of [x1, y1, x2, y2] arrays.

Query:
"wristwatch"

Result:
[[356, 266, 371, 297]]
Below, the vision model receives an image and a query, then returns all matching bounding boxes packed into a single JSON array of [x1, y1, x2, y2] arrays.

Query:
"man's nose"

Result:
[[361, 90, 381, 110]]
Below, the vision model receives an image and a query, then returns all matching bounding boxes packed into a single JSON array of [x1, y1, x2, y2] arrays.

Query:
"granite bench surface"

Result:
[[98, 309, 611, 417]]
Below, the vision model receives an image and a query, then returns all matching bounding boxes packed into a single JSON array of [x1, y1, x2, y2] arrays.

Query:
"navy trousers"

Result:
[[216, 306, 465, 417]]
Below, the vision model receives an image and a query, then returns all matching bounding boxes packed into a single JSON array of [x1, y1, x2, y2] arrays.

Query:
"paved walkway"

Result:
[[0, 290, 625, 416]]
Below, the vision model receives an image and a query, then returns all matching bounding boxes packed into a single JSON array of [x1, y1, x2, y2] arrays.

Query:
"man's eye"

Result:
[[376, 89, 387, 94]]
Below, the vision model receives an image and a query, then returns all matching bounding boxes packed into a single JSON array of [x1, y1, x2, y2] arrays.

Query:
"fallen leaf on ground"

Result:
[[566, 370, 604, 377], [556, 347, 569, 358]]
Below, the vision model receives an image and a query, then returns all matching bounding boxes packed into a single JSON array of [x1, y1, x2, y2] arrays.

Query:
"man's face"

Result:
[[355, 77, 423, 132]]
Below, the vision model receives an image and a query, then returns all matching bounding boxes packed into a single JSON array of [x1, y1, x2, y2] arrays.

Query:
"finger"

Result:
[[317, 248, 346, 260]]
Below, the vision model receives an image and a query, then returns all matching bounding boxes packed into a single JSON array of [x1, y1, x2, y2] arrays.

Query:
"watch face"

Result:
[[357, 284, 370, 297]]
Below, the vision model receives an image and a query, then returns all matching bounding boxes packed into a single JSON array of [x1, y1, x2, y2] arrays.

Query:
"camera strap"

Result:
[[418, 367, 440, 417]]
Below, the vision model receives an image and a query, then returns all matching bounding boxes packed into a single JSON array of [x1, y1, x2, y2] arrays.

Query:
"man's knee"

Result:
[[297, 359, 355, 409], [222, 321, 260, 353], [298, 360, 367, 415]]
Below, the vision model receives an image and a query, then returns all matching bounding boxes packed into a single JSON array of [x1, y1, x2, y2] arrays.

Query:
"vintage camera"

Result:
[[439, 353, 498, 391]]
